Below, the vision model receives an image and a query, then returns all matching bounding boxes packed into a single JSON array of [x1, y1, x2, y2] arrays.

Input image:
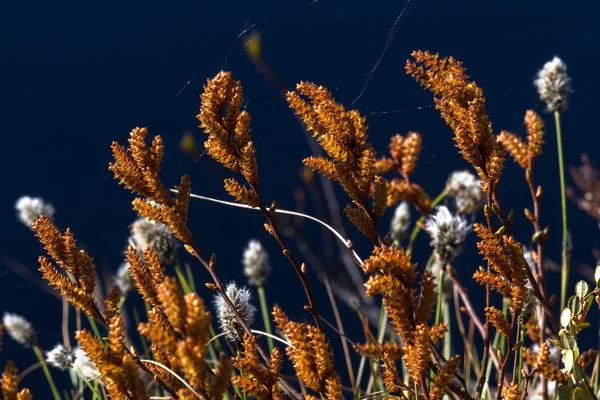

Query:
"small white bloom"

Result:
[[2, 313, 35, 347], [72, 347, 99, 379], [115, 262, 133, 295], [129, 218, 178, 263], [15, 196, 55, 228], [242, 240, 271, 287], [46, 344, 75, 370], [424, 206, 470, 264], [446, 170, 485, 214], [534, 56, 571, 113], [390, 202, 411, 242], [214, 283, 256, 342]]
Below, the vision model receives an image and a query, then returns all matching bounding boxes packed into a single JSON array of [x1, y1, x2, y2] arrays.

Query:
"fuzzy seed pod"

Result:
[[446, 170, 485, 214], [242, 239, 271, 287], [534, 56, 571, 113], [2, 313, 35, 347], [130, 218, 178, 264], [390, 202, 411, 242], [214, 283, 256, 341], [46, 344, 75, 370], [424, 206, 470, 264], [15, 196, 55, 229]]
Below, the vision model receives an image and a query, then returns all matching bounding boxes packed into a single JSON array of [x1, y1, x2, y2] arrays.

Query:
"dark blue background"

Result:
[[1, 0, 599, 395]]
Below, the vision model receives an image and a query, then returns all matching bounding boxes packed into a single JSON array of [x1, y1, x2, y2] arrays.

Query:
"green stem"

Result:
[[184, 262, 197, 293], [85, 315, 102, 341], [33, 346, 62, 400], [443, 300, 451, 360], [517, 325, 524, 387], [555, 111, 569, 312], [594, 319, 600, 393], [175, 259, 192, 294], [406, 189, 447, 256], [73, 364, 102, 399], [257, 286, 274, 353]]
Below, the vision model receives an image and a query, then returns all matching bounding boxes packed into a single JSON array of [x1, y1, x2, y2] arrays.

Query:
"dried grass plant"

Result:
[[3, 45, 600, 400]]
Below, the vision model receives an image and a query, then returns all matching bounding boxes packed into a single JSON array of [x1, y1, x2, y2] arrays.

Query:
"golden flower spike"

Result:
[[197, 71, 261, 207], [232, 334, 285, 400], [499, 110, 545, 169], [273, 306, 342, 399], [375, 132, 432, 214], [76, 324, 149, 400], [430, 355, 461, 400], [110, 127, 192, 243], [406, 51, 505, 193], [32, 215, 102, 321], [287, 81, 388, 241]]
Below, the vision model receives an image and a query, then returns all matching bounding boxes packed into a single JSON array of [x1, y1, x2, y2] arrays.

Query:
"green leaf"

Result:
[[583, 295, 594, 313], [568, 296, 582, 315], [560, 332, 578, 350], [561, 308, 572, 328], [575, 281, 590, 299], [557, 384, 572, 400], [563, 349, 574, 372]]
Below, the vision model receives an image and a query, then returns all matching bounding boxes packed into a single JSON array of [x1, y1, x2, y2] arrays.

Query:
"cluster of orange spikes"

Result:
[[406, 51, 505, 193], [109, 127, 192, 244], [273, 306, 342, 399], [197, 71, 261, 207], [499, 110, 546, 169], [287, 82, 387, 241], [374, 132, 433, 215]]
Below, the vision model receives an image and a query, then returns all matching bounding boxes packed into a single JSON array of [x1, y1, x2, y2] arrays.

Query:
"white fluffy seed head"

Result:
[[2, 313, 35, 347], [46, 344, 75, 370], [424, 206, 470, 264], [214, 282, 256, 342], [15, 196, 55, 229], [534, 56, 571, 113], [446, 170, 485, 215], [242, 239, 271, 287], [115, 262, 133, 295], [129, 218, 178, 264], [390, 202, 411, 242], [72, 346, 99, 379]]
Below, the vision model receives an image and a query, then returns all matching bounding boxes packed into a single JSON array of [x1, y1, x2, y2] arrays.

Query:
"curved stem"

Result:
[[181, 190, 364, 265], [555, 111, 569, 311]]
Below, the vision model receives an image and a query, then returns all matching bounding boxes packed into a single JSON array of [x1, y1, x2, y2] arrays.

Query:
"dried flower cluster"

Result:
[[287, 82, 387, 241], [3, 51, 597, 400]]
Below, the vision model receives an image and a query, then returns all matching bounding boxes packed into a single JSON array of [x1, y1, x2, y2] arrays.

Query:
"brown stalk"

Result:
[[254, 196, 325, 333], [184, 240, 304, 400], [447, 268, 502, 373]]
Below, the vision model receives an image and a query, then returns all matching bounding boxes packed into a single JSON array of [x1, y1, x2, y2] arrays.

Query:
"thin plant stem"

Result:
[[86, 314, 103, 341], [257, 286, 274, 352], [132, 307, 150, 360], [32, 345, 62, 400], [555, 110, 569, 311], [323, 277, 356, 391], [595, 319, 600, 393], [174, 259, 192, 294], [185, 262, 197, 293], [181, 190, 364, 265], [443, 300, 451, 360], [73, 364, 102, 399], [517, 325, 524, 387]]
